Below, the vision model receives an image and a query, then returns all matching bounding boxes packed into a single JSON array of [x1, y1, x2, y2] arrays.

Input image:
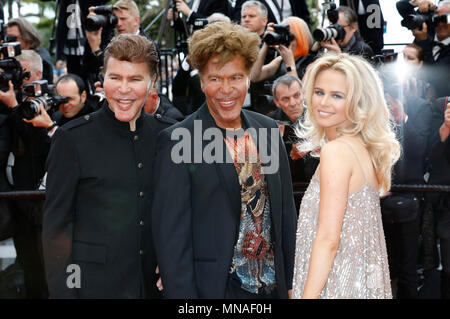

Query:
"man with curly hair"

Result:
[[151, 22, 297, 299]]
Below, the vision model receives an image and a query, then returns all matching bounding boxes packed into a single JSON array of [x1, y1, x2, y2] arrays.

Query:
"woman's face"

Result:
[[311, 69, 352, 140], [403, 47, 423, 67]]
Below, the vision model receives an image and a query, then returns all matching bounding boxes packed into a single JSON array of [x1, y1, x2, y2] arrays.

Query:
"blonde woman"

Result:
[[292, 53, 401, 299]]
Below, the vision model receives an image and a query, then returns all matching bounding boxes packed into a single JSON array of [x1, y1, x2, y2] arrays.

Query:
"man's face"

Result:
[[6, 25, 29, 50], [56, 80, 86, 119], [436, 21, 450, 41], [274, 82, 304, 123], [336, 12, 357, 48], [103, 57, 152, 124], [114, 9, 140, 34], [19, 60, 40, 85], [201, 55, 248, 129], [241, 6, 267, 36]]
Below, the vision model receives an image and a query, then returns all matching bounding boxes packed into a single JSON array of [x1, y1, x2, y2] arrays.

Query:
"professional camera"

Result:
[[371, 50, 398, 67], [85, 5, 118, 32], [193, 18, 208, 31], [20, 80, 68, 120], [401, 7, 448, 31], [0, 42, 30, 92], [313, 24, 346, 42], [263, 24, 295, 47]]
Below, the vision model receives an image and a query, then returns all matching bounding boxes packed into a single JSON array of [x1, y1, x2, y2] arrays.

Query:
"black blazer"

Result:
[[151, 104, 297, 298], [43, 104, 175, 298]]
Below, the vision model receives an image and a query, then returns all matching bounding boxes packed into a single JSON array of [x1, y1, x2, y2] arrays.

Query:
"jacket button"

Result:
[[84, 115, 90, 120], [156, 114, 161, 119], [134, 135, 139, 141], [137, 163, 143, 169], [139, 191, 144, 197], [139, 250, 144, 255], [140, 220, 144, 226]]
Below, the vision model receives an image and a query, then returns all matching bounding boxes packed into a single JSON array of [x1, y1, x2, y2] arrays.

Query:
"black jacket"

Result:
[[155, 94, 184, 122], [42, 103, 176, 298], [151, 104, 297, 298], [340, 0, 384, 54]]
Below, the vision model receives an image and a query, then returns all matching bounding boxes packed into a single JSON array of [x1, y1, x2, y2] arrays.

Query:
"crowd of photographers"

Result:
[[0, 0, 448, 299]]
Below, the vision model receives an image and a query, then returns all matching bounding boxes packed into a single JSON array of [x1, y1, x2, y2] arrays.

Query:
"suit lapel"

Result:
[[196, 105, 241, 223]]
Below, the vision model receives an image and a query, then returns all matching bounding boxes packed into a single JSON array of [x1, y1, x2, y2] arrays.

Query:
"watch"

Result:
[[286, 65, 294, 72], [46, 121, 58, 132], [93, 49, 103, 56]]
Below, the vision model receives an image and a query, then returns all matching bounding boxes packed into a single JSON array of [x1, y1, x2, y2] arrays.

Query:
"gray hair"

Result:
[[207, 13, 231, 24], [241, 1, 268, 19], [337, 6, 358, 25], [272, 74, 303, 99], [16, 50, 43, 74]]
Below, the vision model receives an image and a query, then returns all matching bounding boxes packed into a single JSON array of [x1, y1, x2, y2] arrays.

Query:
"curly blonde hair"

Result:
[[297, 53, 401, 193], [188, 21, 261, 75]]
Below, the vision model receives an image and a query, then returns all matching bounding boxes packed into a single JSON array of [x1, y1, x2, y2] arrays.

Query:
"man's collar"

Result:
[[434, 34, 450, 45]]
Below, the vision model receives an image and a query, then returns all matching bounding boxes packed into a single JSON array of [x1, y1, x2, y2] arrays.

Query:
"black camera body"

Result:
[[313, 24, 346, 42], [0, 43, 30, 92], [85, 5, 118, 32], [402, 8, 448, 31], [193, 18, 208, 31], [21, 80, 69, 120], [263, 24, 295, 47]]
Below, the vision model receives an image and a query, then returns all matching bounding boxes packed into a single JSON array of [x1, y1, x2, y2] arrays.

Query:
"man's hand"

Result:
[[412, 22, 428, 41], [445, 104, 450, 129], [275, 44, 296, 71], [404, 77, 419, 98], [155, 266, 163, 291], [22, 103, 54, 129], [320, 38, 341, 53], [386, 93, 407, 125], [0, 80, 19, 108], [437, 2, 450, 15], [94, 81, 104, 94], [175, 0, 191, 17], [417, 0, 435, 13], [439, 104, 450, 142], [86, 7, 102, 52], [291, 143, 308, 161]]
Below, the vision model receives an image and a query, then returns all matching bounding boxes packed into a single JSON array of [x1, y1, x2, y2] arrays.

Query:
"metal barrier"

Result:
[[1, 184, 449, 201]]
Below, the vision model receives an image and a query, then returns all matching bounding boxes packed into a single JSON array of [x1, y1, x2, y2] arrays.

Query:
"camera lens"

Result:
[[85, 15, 108, 32]]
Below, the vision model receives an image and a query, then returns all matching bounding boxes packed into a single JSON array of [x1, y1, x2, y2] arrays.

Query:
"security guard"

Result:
[[42, 34, 176, 299]]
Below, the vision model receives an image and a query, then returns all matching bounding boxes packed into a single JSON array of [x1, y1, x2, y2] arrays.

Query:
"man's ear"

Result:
[[81, 90, 87, 104]]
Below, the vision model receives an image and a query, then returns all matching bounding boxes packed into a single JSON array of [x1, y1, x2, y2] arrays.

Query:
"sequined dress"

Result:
[[292, 146, 392, 299]]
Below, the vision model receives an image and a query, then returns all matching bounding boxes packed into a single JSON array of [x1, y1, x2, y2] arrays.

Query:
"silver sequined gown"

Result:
[[292, 169, 392, 299]]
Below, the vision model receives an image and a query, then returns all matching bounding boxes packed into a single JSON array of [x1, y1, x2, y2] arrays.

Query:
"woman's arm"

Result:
[[250, 43, 283, 82], [301, 141, 352, 298]]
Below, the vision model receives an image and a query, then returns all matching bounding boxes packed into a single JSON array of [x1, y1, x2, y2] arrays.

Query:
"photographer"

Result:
[[240, 0, 268, 37], [311, 6, 374, 60], [83, 0, 154, 94], [250, 17, 314, 114], [167, 0, 230, 34], [380, 73, 433, 298], [0, 50, 49, 298], [409, 1, 449, 99], [6, 18, 54, 84], [21, 74, 96, 134], [426, 96, 450, 299]]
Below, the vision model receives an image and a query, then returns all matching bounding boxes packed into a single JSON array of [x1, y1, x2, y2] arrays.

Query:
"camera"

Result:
[[85, 5, 118, 32], [323, 0, 338, 24], [371, 50, 398, 67], [401, 7, 448, 31], [20, 80, 69, 120], [0, 43, 30, 92], [193, 18, 208, 31], [263, 24, 295, 47], [313, 24, 346, 42]]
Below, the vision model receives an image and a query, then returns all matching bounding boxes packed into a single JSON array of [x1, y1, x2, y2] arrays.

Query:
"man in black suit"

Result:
[[42, 34, 175, 298], [380, 85, 433, 299], [151, 22, 297, 299], [168, 0, 230, 33], [233, 0, 310, 27], [339, 0, 385, 54], [144, 82, 184, 121]]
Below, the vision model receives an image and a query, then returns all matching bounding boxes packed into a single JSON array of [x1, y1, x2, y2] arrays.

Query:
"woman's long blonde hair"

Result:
[[297, 53, 401, 193]]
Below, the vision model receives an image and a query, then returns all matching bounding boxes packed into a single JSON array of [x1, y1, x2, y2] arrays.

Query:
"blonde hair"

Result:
[[113, 0, 140, 18], [189, 21, 261, 75], [297, 53, 401, 193]]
